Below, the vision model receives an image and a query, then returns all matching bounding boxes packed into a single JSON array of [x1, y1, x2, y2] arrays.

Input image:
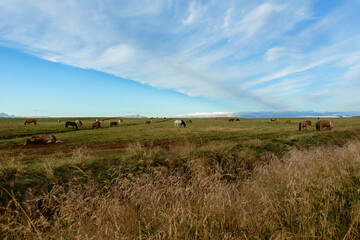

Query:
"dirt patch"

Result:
[[0, 139, 203, 157]]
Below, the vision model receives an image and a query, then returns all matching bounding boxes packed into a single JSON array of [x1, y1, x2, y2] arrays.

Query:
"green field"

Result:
[[1, 117, 360, 239]]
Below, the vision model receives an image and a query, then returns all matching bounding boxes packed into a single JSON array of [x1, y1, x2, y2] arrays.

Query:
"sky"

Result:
[[1, 0, 360, 117]]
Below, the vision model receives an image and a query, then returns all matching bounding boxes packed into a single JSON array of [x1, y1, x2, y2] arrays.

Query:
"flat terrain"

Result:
[[1, 116, 360, 195], [2, 117, 359, 152], [1, 117, 360, 239]]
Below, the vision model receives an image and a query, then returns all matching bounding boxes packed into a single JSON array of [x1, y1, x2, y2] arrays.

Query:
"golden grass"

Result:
[[1, 139, 360, 239]]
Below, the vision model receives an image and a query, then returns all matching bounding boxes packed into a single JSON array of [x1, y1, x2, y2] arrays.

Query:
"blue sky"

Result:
[[1, 0, 360, 117]]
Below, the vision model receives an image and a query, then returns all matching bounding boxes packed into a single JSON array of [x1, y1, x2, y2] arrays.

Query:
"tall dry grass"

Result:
[[1, 140, 360, 239]]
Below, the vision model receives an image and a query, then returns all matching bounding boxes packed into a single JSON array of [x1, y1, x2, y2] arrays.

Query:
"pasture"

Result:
[[1, 117, 360, 239]]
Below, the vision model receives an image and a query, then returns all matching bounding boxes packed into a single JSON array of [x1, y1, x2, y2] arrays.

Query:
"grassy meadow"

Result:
[[1, 117, 360, 239]]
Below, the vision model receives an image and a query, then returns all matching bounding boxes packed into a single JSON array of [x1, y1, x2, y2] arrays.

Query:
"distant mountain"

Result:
[[0, 112, 17, 118], [0, 112, 49, 118], [122, 114, 147, 118], [234, 111, 359, 118], [175, 111, 360, 118]]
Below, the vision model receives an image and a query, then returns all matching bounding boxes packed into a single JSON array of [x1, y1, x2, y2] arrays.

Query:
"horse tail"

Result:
[[24, 121, 27, 125], [34, 120, 36, 125], [299, 122, 302, 131]]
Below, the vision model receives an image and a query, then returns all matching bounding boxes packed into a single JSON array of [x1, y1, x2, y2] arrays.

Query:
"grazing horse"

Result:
[[26, 135, 57, 145], [110, 121, 118, 127], [285, 120, 291, 124], [316, 120, 333, 131], [75, 120, 83, 126], [92, 121, 100, 130], [58, 120, 62, 123], [299, 120, 312, 131], [270, 118, 278, 122], [65, 121, 78, 130], [118, 119, 123, 123], [145, 120, 152, 125], [174, 120, 186, 127], [186, 120, 192, 123], [24, 119, 37, 125], [236, 118, 240, 121], [228, 118, 235, 122]]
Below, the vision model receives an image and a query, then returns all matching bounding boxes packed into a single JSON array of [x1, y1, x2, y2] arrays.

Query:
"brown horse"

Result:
[[24, 119, 37, 125], [92, 121, 100, 130], [145, 120, 152, 125], [186, 120, 192, 123], [299, 120, 311, 131], [110, 121, 118, 127], [228, 118, 235, 122], [316, 120, 333, 131], [270, 118, 278, 122], [285, 120, 291, 124], [236, 118, 240, 121], [26, 135, 57, 145]]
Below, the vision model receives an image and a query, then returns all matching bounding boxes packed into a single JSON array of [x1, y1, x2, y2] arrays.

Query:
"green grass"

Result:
[[1, 117, 360, 199], [1, 117, 360, 239]]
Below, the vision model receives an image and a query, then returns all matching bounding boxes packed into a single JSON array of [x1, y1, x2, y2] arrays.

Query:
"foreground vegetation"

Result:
[[1, 117, 360, 239]]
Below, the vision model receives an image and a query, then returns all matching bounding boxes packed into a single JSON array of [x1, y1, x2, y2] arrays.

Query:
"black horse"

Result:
[[180, 120, 186, 127], [65, 121, 78, 130]]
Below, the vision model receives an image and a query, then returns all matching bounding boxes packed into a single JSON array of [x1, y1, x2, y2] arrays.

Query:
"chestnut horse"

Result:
[[65, 121, 78, 130], [24, 119, 37, 125], [145, 120, 152, 125], [285, 120, 291, 124], [299, 120, 311, 131], [92, 121, 100, 130], [110, 121, 118, 127], [228, 118, 235, 122], [26, 135, 57, 145], [316, 120, 334, 131], [186, 120, 192, 123]]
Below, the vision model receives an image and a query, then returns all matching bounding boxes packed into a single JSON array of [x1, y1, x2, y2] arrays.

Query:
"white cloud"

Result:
[[265, 46, 300, 62], [182, 1, 203, 25], [88, 44, 134, 68], [1, 1, 360, 112]]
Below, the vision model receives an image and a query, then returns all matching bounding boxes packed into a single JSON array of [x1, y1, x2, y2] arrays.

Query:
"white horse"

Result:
[[174, 120, 181, 127], [75, 120, 83, 126], [174, 120, 186, 127]]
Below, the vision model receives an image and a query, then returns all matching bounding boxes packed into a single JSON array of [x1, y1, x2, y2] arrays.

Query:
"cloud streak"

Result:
[[1, 0, 360, 112]]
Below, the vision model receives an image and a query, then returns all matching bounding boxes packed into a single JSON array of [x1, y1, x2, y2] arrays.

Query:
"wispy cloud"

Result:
[[182, 1, 204, 25], [1, 0, 360, 112]]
